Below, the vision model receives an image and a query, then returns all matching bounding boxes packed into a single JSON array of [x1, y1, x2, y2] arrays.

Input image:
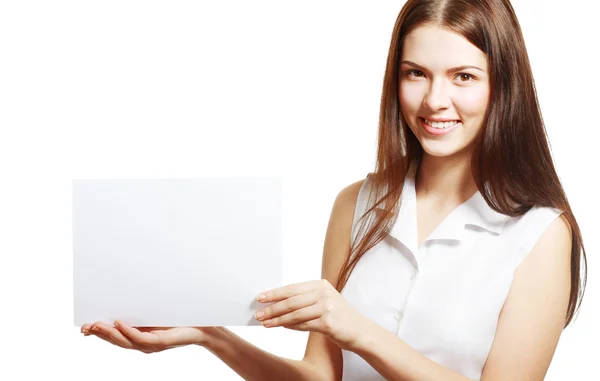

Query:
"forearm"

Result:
[[199, 327, 323, 381], [350, 320, 473, 381]]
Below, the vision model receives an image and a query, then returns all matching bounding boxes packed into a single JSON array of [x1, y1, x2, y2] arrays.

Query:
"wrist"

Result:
[[195, 326, 227, 349], [346, 317, 377, 353]]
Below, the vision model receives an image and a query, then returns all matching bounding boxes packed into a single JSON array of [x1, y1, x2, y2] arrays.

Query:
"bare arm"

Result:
[[303, 179, 365, 380], [197, 327, 322, 381], [196, 180, 365, 381]]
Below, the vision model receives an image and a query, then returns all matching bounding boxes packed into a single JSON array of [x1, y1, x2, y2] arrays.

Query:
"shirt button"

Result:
[[395, 311, 404, 322], [410, 269, 418, 280]]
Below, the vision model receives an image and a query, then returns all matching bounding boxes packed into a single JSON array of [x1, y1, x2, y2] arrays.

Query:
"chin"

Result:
[[419, 141, 461, 157]]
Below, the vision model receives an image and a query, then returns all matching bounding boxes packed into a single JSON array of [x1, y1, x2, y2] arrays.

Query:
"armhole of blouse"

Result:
[[514, 206, 565, 270], [349, 174, 372, 257]]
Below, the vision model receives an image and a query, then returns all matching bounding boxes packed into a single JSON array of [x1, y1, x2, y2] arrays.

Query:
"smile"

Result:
[[419, 117, 461, 136]]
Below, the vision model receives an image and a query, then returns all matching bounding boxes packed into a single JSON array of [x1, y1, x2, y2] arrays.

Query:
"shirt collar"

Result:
[[384, 160, 511, 249]]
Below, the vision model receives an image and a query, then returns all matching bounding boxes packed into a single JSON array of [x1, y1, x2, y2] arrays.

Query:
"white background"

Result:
[[0, 0, 597, 380]]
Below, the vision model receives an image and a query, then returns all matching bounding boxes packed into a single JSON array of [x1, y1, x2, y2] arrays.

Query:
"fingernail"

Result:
[[91, 326, 99, 331], [257, 294, 266, 301], [114, 321, 120, 328], [255, 310, 264, 319], [82, 329, 89, 334]]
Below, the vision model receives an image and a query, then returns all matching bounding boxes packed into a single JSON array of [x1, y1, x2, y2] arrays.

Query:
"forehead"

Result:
[[402, 24, 488, 71]]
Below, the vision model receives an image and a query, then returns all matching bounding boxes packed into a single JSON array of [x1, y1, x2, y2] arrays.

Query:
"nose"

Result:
[[423, 79, 451, 111]]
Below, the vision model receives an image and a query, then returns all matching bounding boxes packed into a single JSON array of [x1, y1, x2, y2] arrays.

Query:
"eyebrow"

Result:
[[400, 60, 485, 73]]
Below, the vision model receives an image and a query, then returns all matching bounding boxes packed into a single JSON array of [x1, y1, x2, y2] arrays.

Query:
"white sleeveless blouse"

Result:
[[340, 163, 563, 380]]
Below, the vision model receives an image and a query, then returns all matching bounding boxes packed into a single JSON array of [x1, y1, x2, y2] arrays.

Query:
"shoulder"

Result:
[[517, 209, 572, 285], [516, 205, 564, 227], [334, 178, 366, 208], [507, 206, 568, 261], [324, 176, 368, 234], [516, 207, 571, 272], [328, 178, 367, 228], [520, 205, 564, 223], [322, 177, 367, 265]]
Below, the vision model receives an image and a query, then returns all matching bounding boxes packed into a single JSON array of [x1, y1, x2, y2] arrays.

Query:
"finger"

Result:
[[262, 303, 322, 328], [256, 289, 318, 321], [91, 322, 137, 349], [258, 280, 324, 303], [88, 327, 120, 347], [114, 320, 161, 346], [136, 326, 169, 333], [81, 323, 101, 334]]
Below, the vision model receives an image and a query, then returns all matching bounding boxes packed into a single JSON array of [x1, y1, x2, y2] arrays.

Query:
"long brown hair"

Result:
[[335, 0, 587, 328]]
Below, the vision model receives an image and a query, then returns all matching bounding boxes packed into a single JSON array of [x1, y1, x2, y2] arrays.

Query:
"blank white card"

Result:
[[73, 177, 282, 327]]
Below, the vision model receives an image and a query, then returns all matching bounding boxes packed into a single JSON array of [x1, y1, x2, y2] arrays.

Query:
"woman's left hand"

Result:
[[255, 279, 369, 351]]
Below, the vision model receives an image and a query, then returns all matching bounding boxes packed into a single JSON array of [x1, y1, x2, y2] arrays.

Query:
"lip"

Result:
[[421, 117, 461, 122], [419, 117, 461, 136]]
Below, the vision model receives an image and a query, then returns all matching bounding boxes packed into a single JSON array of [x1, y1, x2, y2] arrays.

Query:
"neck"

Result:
[[415, 151, 477, 207]]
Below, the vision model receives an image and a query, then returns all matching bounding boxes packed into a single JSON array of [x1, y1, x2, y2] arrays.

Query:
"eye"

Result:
[[456, 73, 476, 82], [405, 69, 425, 79]]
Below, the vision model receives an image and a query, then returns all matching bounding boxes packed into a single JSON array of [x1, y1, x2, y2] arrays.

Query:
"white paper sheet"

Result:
[[73, 177, 282, 327]]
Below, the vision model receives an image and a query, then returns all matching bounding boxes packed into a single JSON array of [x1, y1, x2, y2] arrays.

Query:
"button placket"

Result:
[[395, 264, 421, 331], [395, 310, 404, 322], [410, 268, 418, 280]]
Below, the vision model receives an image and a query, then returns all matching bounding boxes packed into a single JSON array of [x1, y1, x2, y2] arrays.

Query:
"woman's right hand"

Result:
[[81, 320, 220, 354]]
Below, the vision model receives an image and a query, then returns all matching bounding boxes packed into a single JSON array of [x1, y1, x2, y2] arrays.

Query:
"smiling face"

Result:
[[399, 24, 490, 159]]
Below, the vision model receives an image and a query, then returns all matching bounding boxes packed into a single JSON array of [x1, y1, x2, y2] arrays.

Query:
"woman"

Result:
[[82, 0, 587, 380]]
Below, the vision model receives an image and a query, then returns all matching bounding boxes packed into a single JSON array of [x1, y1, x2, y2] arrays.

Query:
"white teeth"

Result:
[[424, 119, 459, 129]]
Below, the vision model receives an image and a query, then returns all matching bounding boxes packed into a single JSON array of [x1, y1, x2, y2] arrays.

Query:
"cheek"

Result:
[[456, 86, 489, 117], [398, 83, 422, 112]]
